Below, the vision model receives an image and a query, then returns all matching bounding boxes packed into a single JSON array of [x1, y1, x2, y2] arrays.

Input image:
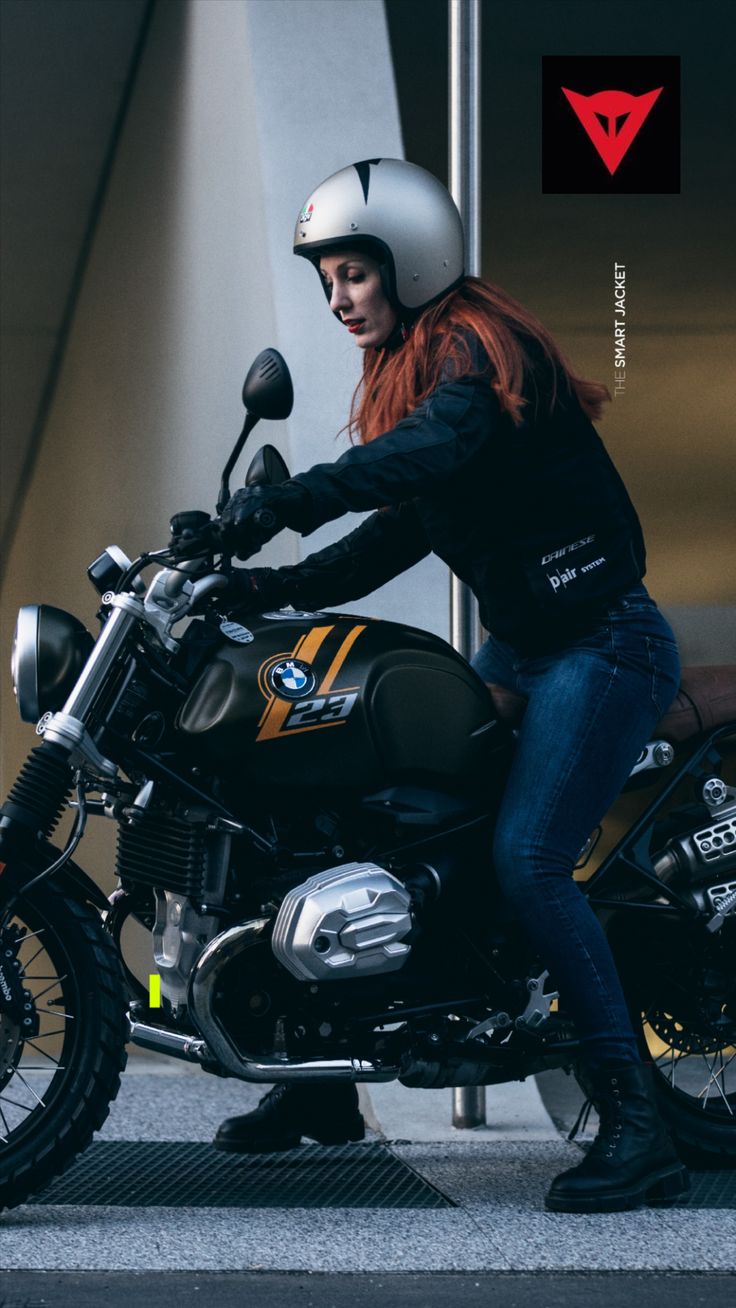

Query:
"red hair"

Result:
[[347, 276, 610, 444]]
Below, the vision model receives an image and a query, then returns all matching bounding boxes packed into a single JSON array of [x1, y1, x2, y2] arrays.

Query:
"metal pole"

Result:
[[448, 0, 483, 659], [449, 0, 485, 1130], [452, 1084, 486, 1128], [449, 0, 481, 301]]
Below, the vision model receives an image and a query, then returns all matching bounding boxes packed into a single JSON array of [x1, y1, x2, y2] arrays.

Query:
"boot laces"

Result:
[[258, 1082, 290, 1109], [568, 1076, 624, 1159], [567, 1096, 594, 1142]]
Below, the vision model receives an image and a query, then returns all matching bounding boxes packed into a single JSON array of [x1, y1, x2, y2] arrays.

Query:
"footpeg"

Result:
[[515, 970, 559, 1030]]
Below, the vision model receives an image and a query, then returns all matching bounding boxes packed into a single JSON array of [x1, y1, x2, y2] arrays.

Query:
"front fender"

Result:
[[1, 840, 109, 913]]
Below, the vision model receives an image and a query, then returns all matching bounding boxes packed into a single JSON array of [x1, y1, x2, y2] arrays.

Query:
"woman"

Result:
[[213, 159, 687, 1213]]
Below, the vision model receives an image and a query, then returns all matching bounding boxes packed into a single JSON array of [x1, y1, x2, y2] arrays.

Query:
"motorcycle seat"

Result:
[[486, 665, 736, 743], [653, 665, 736, 741]]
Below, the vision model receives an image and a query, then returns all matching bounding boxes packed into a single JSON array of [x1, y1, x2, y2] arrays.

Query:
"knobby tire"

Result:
[[0, 880, 127, 1211]]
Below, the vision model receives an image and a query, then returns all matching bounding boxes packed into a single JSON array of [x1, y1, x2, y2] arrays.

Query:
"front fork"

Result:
[[0, 598, 141, 867], [0, 742, 75, 863]]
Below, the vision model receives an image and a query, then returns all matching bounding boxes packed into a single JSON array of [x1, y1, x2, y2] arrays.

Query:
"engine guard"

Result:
[[187, 915, 399, 1083]]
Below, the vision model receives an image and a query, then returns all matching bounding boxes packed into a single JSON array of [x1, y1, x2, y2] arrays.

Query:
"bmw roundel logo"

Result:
[[267, 658, 317, 700]]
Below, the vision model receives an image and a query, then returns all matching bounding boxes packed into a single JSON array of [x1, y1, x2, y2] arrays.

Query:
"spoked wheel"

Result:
[[617, 916, 736, 1166], [0, 880, 127, 1210]]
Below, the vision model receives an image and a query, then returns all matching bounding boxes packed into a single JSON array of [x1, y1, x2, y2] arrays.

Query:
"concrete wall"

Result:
[[0, 0, 150, 555], [1, 0, 452, 807]]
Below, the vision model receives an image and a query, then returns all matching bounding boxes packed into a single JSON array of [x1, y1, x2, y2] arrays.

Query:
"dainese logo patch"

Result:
[[542, 56, 680, 194]]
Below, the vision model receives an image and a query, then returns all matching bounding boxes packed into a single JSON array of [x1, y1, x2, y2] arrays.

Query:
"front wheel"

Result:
[[0, 877, 127, 1210], [615, 914, 736, 1166]]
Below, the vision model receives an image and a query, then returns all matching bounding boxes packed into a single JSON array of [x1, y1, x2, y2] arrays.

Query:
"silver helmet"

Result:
[[293, 158, 465, 313]]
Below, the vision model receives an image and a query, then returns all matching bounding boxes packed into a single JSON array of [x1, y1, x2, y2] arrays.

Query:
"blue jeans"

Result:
[[471, 585, 681, 1067]]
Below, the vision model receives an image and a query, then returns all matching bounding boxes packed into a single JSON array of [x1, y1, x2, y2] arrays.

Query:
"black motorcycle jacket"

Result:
[[232, 333, 646, 653]]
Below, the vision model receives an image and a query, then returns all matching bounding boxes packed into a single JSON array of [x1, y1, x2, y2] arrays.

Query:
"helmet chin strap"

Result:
[[379, 318, 412, 352], [377, 263, 418, 336], [328, 312, 411, 352]]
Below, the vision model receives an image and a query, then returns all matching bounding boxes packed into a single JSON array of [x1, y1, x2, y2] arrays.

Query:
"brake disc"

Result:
[[0, 926, 41, 1088], [0, 1012, 23, 1089], [646, 1005, 735, 1056]]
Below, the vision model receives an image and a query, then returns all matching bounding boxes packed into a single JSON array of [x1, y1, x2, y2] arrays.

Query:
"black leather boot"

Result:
[[545, 1061, 689, 1213], [214, 1080, 365, 1153]]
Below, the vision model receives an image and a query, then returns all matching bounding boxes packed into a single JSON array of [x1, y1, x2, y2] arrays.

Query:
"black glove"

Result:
[[218, 483, 308, 560], [223, 567, 286, 614]]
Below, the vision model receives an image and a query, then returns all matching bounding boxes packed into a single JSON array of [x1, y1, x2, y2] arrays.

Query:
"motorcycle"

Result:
[[1, 349, 734, 1211]]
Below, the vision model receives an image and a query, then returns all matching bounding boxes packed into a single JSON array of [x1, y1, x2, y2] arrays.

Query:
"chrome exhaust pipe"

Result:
[[127, 1017, 208, 1063], [188, 918, 397, 1083]]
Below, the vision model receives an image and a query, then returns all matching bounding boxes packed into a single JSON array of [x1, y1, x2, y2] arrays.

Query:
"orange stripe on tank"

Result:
[[297, 625, 335, 664], [318, 624, 367, 694]]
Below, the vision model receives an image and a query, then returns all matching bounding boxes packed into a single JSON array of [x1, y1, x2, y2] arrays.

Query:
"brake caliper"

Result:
[[0, 926, 40, 1038]]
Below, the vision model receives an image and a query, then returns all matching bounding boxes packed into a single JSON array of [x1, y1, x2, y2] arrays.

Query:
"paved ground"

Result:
[[1, 1270, 733, 1308], [0, 1056, 732, 1287]]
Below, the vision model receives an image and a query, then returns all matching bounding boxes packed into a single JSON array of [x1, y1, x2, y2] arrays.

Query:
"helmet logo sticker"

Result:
[[266, 659, 317, 700], [299, 203, 314, 223]]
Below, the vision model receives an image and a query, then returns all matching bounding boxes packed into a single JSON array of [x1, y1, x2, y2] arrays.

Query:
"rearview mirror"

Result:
[[241, 349, 293, 421], [217, 350, 294, 514]]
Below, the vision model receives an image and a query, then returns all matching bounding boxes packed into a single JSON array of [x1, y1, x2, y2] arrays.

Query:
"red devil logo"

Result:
[[561, 86, 663, 176]]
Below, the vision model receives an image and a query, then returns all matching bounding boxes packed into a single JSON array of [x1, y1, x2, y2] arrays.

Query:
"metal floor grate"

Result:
[[27, 1141, 453, 1209], [685, 1169, 736, 1210], [25, 1141, 736, 1210]]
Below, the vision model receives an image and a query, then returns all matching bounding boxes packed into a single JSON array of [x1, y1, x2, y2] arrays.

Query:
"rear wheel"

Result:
[[0, 877, 127, 1210], [616, 916, 735, 1166]]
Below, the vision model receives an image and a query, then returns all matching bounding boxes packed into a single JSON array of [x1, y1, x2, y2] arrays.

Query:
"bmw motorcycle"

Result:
[[1, 350, 734, 1211]]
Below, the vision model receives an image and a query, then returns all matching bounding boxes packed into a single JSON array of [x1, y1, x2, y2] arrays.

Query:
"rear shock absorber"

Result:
[[0, 743, 73, 848]]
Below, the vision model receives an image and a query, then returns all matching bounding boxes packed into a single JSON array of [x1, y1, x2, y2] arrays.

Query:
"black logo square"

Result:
[[542, 56, 680, 194]]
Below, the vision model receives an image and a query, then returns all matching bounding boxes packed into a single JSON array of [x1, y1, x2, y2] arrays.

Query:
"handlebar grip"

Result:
[[170, 510, 211, 538], [169, 511, 220, 562]]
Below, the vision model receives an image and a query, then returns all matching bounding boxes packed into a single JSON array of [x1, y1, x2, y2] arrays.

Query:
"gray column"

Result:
[[449, 0, 486, 1131]]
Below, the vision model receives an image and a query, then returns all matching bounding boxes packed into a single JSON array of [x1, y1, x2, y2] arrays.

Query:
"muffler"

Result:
[[127, 1018, 208, 1063]]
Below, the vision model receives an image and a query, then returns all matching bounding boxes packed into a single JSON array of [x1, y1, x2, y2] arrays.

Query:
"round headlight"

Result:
[[11, 605, 94, 723]]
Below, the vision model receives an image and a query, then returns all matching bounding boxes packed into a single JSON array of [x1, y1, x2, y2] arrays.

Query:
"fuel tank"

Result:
[[176, 610, 501, 791]]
